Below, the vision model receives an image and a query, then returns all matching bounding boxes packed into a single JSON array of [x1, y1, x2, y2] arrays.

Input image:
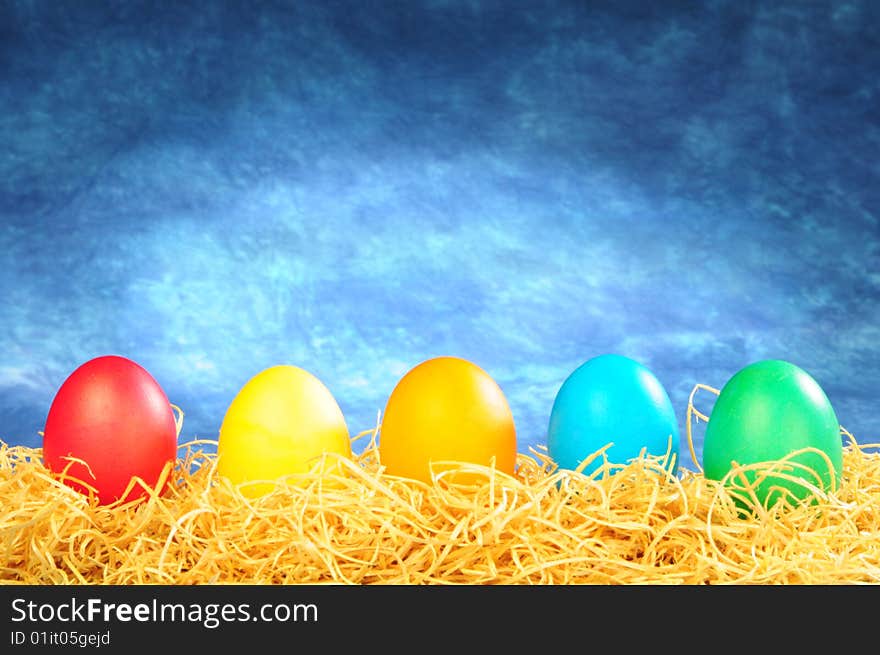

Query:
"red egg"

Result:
[[42, 355, 178, 505]]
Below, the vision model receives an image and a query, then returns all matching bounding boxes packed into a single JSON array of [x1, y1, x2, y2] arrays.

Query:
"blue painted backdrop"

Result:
[[1, 0, 878, 471]]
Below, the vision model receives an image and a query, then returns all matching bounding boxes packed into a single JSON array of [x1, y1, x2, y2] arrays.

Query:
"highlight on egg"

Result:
[[702, 359, 843, 511], [378, 356, 517, 485], [547, 354, 680, 477], [217, 365, 352, 498]]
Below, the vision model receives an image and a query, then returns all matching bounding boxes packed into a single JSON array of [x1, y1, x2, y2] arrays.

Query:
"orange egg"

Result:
[[378, 356, 517, 484]]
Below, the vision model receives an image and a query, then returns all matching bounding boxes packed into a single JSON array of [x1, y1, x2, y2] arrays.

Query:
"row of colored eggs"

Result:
[[40, 353, 842, 510]]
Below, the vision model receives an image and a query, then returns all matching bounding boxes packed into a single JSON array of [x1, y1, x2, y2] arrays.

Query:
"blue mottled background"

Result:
[[1, 0, 878, 471]]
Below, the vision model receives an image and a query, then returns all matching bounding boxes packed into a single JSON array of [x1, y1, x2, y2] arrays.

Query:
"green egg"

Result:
[[703, 359, 843, 512]]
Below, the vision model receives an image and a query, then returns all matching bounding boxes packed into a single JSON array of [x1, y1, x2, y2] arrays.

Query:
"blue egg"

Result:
[[547, 354, 680, 477]]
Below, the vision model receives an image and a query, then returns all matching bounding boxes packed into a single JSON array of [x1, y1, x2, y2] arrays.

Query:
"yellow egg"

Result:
[[217, 365, 351, 497]]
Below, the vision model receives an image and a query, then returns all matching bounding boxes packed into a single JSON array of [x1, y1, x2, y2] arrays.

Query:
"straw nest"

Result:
[[2, 388, 879, 585]]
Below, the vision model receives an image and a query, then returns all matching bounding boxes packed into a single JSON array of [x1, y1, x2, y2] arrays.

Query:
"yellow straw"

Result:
[[1, 387, 878, 585]]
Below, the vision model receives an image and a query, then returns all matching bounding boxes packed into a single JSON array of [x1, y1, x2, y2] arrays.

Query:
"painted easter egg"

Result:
[[702, 359, 842, 510], [42, 355, 179, 505], [218, 365, 351, 497], [378, 356, 517, 484], [547, 354, 680, 477]]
